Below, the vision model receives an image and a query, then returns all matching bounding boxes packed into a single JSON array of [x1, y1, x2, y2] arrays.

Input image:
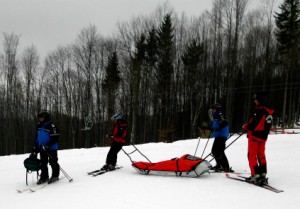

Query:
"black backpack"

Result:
[[24, 155, 42, 185]]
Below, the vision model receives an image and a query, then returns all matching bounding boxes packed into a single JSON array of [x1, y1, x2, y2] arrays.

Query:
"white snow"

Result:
[[1, 132, 299, 209]]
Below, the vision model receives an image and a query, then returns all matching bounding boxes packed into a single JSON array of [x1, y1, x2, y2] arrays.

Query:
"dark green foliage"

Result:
[[275, 0, 300, 55], [156, 14, 175, 140], [157, 14, 174, 95], [102, 52, 121, 117], [102, 52, 120, 91]]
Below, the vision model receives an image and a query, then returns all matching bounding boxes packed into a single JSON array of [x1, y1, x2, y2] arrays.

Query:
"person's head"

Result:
[[111, 113, 122, 121], [253, 92, 266, 106], [38, 111, 50, 122], [210, 103, 222, 113]]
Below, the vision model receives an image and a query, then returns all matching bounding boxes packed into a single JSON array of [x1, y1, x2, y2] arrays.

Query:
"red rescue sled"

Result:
[[132, 154, 211, 177]]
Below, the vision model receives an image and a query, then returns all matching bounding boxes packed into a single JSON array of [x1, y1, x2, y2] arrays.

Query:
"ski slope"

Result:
[[1, 132, 299, 209]]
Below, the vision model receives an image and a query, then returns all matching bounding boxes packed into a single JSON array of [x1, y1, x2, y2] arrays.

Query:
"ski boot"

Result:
[[37, 177, 49, 185], [245, 174, 261, 185], [259, 173, 268, 185], [223, 167, 235, 173], [107, 164, 115, 171], [48, 176, 59, 184], [100, 164, 108, 171], [210, 165, 223, 172]]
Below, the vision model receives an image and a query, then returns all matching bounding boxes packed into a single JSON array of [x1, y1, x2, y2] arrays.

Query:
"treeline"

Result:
[[0, 0, 299, 156]]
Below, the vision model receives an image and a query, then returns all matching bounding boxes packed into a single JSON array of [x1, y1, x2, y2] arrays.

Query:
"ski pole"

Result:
[[193, 137, 201, 157], [201, 134, 212, 158], [42, 147, 73, 182]]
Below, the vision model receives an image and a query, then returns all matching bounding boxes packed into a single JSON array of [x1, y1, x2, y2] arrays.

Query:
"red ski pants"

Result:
[[248, 137, 267, 175]]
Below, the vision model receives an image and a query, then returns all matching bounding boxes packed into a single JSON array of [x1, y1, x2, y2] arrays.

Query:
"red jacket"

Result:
[[244, 106, 274, 141], [113, 119, 128, 143]]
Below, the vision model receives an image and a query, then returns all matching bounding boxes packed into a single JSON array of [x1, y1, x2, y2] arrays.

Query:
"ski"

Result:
[[29, 182, 48, 192], [17, 187, 32, 193], [17, 177, 64, 193], [225, 173, 284, 193], [209, 169, 249, 175], [17, 183, 47, 193], [87, 169, 101, 175], [89, 166, 123, 177]]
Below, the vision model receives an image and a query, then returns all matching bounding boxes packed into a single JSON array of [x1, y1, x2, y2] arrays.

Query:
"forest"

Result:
[[0, 0, 299, 155]]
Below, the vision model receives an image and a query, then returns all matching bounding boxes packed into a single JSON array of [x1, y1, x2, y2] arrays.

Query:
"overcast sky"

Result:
[[0, 0, 281, 60]]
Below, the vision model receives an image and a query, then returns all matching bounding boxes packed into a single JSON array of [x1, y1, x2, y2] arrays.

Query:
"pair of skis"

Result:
[[18, 182, 50, 193], [17, 177, 62, 193], [225, 173, 284, 193], [87, 166, 123, 176]]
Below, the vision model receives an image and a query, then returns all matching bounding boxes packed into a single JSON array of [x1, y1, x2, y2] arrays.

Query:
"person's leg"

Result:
[[248, 138, 259, 176], [106, 141, 123, 166], [212, 137, 226, 169], [257, 141, 267, 174], [48, 150, 60, 178], [40, 150, 49, 179]]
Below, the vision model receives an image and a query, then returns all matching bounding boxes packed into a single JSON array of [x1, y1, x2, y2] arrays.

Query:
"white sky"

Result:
[[0, 0, 282, 60]]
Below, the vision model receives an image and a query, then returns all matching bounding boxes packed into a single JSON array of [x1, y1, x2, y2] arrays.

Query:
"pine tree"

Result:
[[156, 14, 175, 141], [274, 0, 300, 128], [275, 0, 300, 55], [102, 52, 121, 118], [182, 39, 204, 136], [130, 34, 146, 144]]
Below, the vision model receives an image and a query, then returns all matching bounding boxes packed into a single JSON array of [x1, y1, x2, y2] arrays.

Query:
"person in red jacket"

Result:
[[243, 92, 274, 185], [101, 113, 128, 171]]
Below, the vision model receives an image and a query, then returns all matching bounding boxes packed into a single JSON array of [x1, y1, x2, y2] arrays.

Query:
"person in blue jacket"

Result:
[[32, 111, 60, 184], [209, 104, 232, 172]]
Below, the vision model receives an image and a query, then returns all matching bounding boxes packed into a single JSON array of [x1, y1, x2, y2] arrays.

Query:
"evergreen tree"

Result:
[[275, 0, 300, 55], [182, 39, 204, 136], [274, 0, 300, 128], [130, 34, 146, 144], [156, 14, 175, 141], [102, 52, 121, 118]]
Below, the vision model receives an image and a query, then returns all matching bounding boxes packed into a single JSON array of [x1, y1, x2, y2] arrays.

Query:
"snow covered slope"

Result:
[[1, 132, 299, 209]]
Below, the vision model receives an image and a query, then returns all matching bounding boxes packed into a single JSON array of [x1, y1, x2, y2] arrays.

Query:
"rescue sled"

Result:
[[132, 154, 212, 177]]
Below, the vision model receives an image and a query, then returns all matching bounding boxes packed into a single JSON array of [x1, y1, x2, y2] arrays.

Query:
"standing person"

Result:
[[209, 103, 232, 172], [101, 113, 128, 171], [243, 92, 274, 184], [32, 111, 60, 184]]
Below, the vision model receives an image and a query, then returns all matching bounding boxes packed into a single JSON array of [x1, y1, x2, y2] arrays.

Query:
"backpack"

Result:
[[23, 155, 42, 185]]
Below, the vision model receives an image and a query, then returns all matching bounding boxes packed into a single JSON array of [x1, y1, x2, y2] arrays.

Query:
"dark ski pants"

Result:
[[248, 137, 267, 175], [212, 137, 229, 169], [40, 149, 60, 178], [106, 141, 124, 166]]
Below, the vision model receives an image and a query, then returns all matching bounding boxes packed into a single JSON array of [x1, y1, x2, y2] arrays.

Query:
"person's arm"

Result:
[[245, 110, 262, 131], [218, 112, 228, 129], [47, 123, 60, 147]]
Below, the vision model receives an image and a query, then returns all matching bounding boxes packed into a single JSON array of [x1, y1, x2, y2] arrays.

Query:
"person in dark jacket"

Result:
[[101, 113, 128, 171], [33, 111, 60, 184], [209, 104, 232, 172], [243, 92, 274, 184]]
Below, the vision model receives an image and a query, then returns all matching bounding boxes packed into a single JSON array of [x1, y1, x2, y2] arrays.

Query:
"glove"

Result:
[[29, 153, 37, 159], [42, 146, 49, 151], [200, 122, 210, 130], [242, 124, 247, 130], [32, 145, 40, 154]]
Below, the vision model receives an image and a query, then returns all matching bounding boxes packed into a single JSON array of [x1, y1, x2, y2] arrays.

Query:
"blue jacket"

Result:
[[212, 111, 229, 138], [35, 120, 59, 150]]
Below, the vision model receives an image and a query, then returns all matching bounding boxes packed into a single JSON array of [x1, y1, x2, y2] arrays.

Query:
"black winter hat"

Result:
[[253, 92, 266, 103], [211, 103, 222, 110], [38, 111, 50, 121]]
